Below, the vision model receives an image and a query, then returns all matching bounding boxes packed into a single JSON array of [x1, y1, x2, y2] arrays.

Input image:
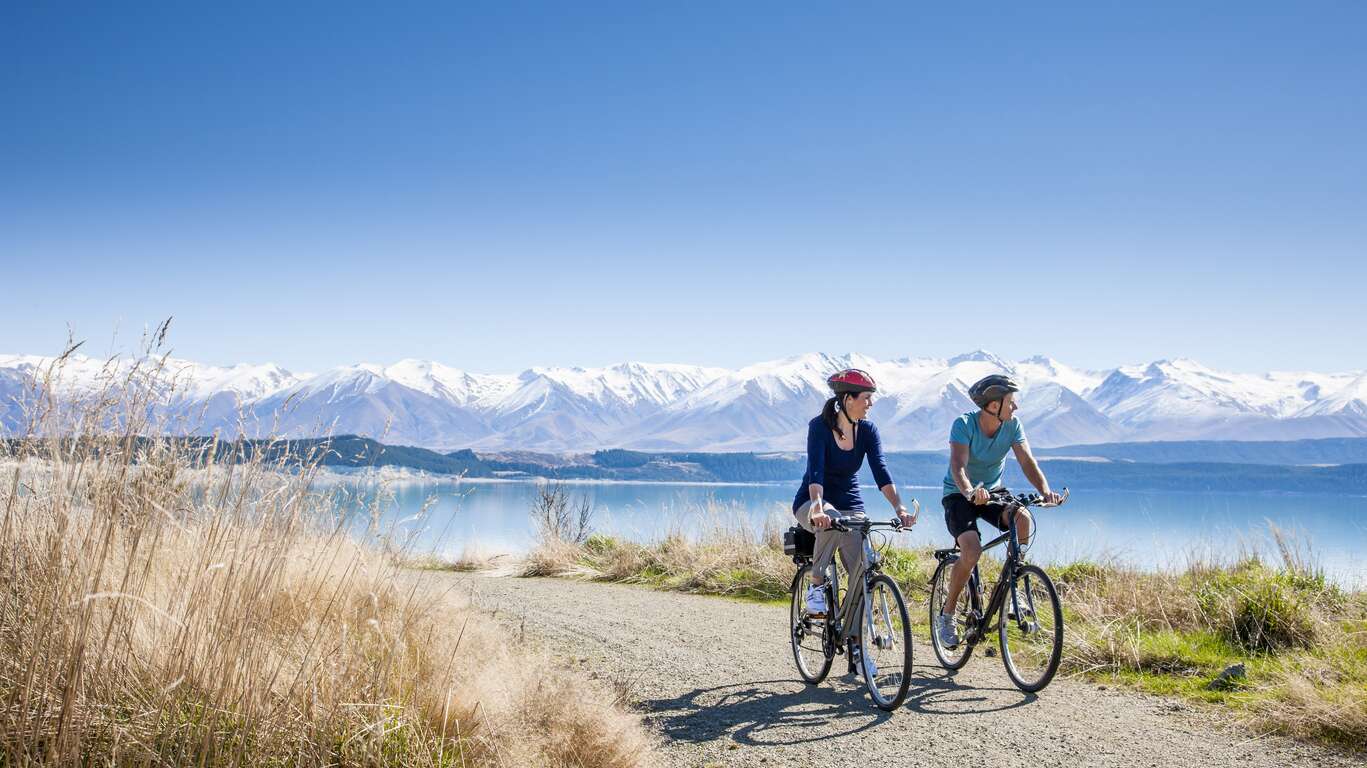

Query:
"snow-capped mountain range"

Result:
[[3, 351, 1366, 452]]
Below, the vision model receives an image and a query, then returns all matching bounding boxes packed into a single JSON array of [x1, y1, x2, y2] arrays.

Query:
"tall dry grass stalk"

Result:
[[0, 333, 655, 767]]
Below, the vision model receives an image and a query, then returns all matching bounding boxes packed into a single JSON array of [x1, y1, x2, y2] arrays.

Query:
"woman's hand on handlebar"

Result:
[[810, 505, 832, 530], [895, 498, 919, 529]]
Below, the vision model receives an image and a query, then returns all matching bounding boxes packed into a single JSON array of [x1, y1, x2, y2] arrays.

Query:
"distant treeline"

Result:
[[1033, 437, 1367, 465], [7, 435, 1367, 494]]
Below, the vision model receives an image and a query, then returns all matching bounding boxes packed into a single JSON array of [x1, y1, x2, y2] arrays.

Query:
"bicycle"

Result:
[[786, 514, 914, 711], [927, 488, 1070, 693]]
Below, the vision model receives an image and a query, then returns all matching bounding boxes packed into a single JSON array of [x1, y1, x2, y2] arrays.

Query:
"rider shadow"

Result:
[[640, 675, 894, 747], [641, 664, 1039, 749], [902, 661, 1038, 715]]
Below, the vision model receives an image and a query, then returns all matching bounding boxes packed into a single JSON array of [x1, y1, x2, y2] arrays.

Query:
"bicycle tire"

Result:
[[790, 564, 833, 684], [928, 558, 974, 670], [861, 573, 912, 711], [998, 564, 1063, 693]]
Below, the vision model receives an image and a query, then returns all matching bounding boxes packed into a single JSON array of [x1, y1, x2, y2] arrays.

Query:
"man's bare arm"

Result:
[[1012, 440, 1052, 496]]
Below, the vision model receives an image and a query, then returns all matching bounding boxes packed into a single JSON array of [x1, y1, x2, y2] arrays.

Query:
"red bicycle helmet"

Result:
[[827, 368, 877, 394]]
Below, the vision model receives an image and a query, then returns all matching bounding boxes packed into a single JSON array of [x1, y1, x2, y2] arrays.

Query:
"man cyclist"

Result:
[[935, 374, 1062, 649]]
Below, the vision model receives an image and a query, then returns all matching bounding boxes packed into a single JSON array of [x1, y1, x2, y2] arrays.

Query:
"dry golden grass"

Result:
[[406, 546, 514, 574], [522, 500, 799, 601], [0, 337, 656, 767]]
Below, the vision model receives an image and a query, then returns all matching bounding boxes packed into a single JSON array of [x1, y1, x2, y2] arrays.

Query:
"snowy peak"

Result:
[[1015, 356, 1106, 396], [947, 349, 1013, 369], [1300, 373, 1367, 418], [0, 353, 305, 401]]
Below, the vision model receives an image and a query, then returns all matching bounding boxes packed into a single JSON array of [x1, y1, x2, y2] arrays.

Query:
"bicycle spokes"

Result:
[[790, 564, 833, 684], [861, 574, 912, 711], [998, 564, 1063, 692]]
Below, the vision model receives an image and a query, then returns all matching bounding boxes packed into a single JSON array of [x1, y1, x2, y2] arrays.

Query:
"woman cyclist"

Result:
[[793, 368, 917, 673]]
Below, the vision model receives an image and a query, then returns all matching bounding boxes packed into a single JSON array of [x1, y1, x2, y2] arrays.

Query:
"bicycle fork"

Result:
[[1008, 572, 1041, 634]]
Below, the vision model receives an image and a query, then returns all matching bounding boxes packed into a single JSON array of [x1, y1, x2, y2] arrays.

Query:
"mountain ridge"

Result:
[[3, 350, 1366, 451]]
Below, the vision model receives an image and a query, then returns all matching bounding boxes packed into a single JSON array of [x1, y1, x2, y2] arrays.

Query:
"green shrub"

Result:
[[1189, 562, 1318, 654], [1054, 560, 1108, 589], [1231, 579, 1316, 653], [584, 533, 619, 556], [877, 546, 936, 601]]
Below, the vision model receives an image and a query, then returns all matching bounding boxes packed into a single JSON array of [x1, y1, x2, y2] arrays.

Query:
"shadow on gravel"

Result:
[[641, 664, 1040, 748], [641, 675, 893, 746], [902, 662, 1038, 716]]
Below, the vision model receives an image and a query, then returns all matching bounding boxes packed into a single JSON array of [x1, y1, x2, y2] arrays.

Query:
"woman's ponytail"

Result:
[[821, 396, 846, 440]]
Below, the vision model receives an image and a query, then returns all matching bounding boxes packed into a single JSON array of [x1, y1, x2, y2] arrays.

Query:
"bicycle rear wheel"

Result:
[[790, 564, 832, 684], [861, 574, 912, 711], [998, 564, 1063, 692], [928, 558, 974, 669]]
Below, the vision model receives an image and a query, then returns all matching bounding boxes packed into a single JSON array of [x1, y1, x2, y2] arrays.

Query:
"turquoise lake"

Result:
[[341, 478, 1367, 588]]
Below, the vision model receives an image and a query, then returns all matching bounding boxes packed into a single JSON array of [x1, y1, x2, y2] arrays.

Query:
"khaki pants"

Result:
[[794, 500, 867, 641]]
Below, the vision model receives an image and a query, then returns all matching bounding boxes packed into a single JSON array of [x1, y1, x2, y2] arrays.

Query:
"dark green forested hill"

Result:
[[12, 435, 1366, 494], [295, 436, 1367, 495], [1035, 437, 1367, 465]]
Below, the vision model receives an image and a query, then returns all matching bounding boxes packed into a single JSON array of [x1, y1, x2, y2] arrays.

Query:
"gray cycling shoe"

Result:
[[935, 613, 960, 649]]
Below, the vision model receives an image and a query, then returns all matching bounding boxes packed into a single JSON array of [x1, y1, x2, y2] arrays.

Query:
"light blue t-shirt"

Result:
[[941, 412, 1027, 498]]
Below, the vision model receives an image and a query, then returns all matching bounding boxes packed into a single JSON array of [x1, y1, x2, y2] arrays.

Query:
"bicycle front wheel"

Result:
[[861, 574, 912, 711], [998, 564, 1063, 692], [928, 558, 974, 669], [790, 564, 832, 684]]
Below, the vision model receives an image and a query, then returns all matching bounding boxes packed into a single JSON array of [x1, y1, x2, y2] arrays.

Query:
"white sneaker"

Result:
[[804, 585, 827, 615], [855, 644, 878, 678], [935, 613, 960, 649]]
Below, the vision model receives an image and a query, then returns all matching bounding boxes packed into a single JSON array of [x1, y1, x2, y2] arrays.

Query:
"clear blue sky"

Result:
[[3, 2, 1364, 374]]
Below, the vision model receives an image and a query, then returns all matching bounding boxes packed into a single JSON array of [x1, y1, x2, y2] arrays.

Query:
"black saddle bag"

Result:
[[783, 526, 815, 558]]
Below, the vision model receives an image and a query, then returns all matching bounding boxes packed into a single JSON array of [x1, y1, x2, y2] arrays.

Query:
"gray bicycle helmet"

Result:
[[968, 374, 1020, 408]]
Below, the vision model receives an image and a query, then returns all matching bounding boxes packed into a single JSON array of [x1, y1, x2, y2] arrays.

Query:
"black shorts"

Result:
[[942, 490, 1014, 541]]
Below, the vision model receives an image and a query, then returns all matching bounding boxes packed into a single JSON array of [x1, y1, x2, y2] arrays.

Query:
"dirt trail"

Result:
[[431, 572, 1357, 768]]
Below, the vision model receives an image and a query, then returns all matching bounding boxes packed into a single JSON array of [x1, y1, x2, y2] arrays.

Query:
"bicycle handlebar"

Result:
[[829, 518, 908, 534], [1004, 487, 1070, 508]]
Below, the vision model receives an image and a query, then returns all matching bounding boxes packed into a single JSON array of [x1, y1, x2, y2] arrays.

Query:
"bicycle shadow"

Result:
[[640, 665, 1037, 747], [902, 661, 1039, 715], [639, 674, 893, 746]]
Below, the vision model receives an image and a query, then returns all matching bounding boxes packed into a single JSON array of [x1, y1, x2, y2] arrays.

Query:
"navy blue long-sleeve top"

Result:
[[791, 416, 894, 515]]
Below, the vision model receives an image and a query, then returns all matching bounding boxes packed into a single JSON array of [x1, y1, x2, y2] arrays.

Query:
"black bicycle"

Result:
[[786, 516, 913, 711], [927, 489, 1069, 693]]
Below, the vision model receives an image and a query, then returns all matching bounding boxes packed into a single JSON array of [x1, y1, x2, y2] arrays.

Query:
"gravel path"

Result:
[[430, 572, 1358, 768]]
